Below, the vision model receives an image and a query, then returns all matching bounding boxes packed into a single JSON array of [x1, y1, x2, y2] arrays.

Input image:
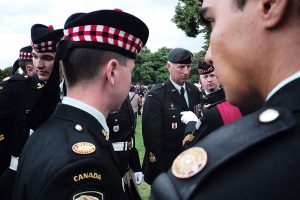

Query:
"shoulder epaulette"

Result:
[[3, 74, 30, 82], [151, 83, 165, 91]]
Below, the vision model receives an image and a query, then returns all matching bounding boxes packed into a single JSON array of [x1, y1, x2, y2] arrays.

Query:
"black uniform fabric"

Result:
[[13, 103, 126, 200], [142, 79, 201, 184], [107, 96, 142, 200], [201, 88, 226, 108], [151, 78, 300, 200], [0, 81, 10, 176], [188, 88, 228, 145], [107, 96, 142, 175], [0, 74, 43, 199]]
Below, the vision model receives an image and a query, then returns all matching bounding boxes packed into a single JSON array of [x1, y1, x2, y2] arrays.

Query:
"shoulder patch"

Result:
[[73, 191, 103, 200]]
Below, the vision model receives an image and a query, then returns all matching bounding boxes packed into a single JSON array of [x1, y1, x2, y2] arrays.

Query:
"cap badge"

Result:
[[72, 142, 96, 155], [172, 147, 207, 179], [259, 108, 280, 123]]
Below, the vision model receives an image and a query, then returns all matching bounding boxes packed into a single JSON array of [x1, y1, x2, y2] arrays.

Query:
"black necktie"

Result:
[[180, 87, 185, 102]]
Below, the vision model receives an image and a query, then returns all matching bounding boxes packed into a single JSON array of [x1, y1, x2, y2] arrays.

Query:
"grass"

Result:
[[135, 115, 151, 200]]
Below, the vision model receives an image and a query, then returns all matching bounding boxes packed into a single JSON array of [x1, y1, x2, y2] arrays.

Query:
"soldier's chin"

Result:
[[38, 75, 48, 81]]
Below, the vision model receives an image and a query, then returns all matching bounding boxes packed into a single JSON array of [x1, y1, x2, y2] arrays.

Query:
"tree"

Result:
[[0, 66, 13, 81], [172, 0, 210, 50]]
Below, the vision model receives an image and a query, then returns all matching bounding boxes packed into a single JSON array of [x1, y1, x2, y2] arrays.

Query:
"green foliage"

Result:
[[172, 0, 210, 50], [132, 46, 207, 85], [135, 115, 151, 199], [0, 66, 13, 80], [133, 47, 171, 85]]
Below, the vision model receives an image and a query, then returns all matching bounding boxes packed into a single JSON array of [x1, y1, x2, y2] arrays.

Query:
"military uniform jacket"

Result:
[[142, 79, 201, 184], [0, 74, 43, 171], [13, 104, 127, 200], [107, 96, 142, 175], [151, 78, 300, 200]]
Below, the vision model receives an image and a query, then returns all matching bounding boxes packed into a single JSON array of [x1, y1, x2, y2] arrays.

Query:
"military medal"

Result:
[[172, 147, 207, 179], [72, 142, 96, 155]]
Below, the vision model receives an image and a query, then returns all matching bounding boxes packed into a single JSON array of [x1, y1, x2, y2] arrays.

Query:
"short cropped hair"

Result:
[[62, 48, 129, 87], [19, 60, 33, 74]]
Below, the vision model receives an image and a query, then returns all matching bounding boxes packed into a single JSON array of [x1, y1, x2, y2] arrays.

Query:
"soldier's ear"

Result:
[[105, 59, 118, 86], [259, 0, 289, 29]]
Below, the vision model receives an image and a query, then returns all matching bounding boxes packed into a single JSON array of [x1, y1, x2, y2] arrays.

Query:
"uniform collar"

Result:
[[170, 77, 186, 92], [62, 97, 109, 133], [266, 71, 300, 101]]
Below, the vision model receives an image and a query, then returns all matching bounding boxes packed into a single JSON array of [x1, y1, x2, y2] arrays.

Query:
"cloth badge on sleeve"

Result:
[[73, 191, 103, 200]]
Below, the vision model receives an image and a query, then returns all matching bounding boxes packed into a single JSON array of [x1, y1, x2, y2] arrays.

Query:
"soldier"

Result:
[[11, 46, 35, 76], [13, 9, 149, 200], [0, 45, 34, 178], [0, 24, 63, 199], [107, 96, 143, 199], [142, 48, 202, 185], [151, 0, 300, 199], [182, 62, 243, 148]]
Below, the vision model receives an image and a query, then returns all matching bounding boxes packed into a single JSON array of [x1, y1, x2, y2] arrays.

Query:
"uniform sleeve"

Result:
[[0, 82, 14, 136], [35, 158, 127, 200], [129, 147, 142, 172], [142, 92, 165, 179]]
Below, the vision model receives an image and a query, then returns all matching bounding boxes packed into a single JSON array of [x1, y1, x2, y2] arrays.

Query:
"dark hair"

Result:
[[130, 85, 135, 92], [62, 48, 128, 87]]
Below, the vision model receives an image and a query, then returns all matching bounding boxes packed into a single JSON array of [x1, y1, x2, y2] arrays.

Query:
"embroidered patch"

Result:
[[73, 172, 102, 182], [73, 191, 103, 200]]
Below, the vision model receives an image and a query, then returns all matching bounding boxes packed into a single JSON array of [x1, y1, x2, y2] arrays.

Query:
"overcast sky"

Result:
[[0, 0, 205, 69]]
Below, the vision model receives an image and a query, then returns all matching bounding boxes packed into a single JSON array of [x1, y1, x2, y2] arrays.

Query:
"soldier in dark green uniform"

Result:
[[151, 0, 300, 199], [0, 25, 63, 200], [142, 48, 202, 185], [13, 9, 149, 200], [107, 95, 143, 199]]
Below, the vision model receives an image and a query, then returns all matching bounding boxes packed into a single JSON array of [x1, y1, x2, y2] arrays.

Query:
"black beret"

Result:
[[198, 62, 215, 75], [57, 9, 149, 59], [167, 48, 193, 64], [19, 45, 32, 61], [31, 24, 63, 52]]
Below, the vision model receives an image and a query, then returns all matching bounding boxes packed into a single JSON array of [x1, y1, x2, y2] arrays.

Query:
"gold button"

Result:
[[259, 108, 280, 123], [75, 124, 83, 132]]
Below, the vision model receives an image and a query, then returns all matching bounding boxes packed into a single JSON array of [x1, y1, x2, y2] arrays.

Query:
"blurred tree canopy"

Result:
[[133, 46, 206, 85], [172, 0, 210, 51], [0, 67, 12, 81]]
